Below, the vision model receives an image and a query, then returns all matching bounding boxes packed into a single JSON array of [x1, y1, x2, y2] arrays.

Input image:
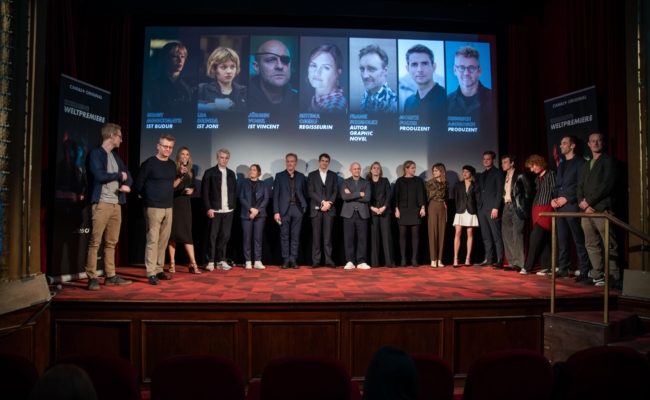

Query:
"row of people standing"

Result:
[[477, 133, 620, 287], [83, 124, 620, 290]]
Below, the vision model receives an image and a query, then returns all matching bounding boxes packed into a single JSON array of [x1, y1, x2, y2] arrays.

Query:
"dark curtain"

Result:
[[504, 0, 627, 167], [43, 0, 132, 272], [41, 0, 628, 271]]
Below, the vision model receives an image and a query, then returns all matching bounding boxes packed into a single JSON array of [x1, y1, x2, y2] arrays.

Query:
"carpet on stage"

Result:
[[52, 264, 610, 303]]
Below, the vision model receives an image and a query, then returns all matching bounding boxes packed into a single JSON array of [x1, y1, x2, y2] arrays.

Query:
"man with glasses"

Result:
[[447, 46, 494, 127], [85, 123, 133, 290], [135, 134, 177, 285], [249, 38, 298, 112]]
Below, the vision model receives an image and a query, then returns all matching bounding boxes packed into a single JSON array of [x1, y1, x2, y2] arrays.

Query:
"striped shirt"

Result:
[[533, 170, 555, 206]]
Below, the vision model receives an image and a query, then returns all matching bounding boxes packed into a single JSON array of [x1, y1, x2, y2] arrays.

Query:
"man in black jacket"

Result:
[[500, 154, 531, 271], [476, 150, 505, 267], [201, 148, 237, 271], [549, 136, 591, 280], [577, 132, 619, 286], [307, 153, 339, 267]]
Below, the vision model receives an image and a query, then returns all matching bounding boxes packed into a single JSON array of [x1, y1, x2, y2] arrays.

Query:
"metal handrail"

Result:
[[539, 211, 649, 324]]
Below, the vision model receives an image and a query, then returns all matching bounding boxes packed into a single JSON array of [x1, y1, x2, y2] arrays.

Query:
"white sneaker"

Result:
[[536, 268, 550, 276], [218, 261, 232, 271], [205, 262, 215, 271], [430, 261, 438, 268], [245, 261, 252, 270], [254, 261, 266, 270], [344, 262, 355, 270], [356, 263, 371, 270]]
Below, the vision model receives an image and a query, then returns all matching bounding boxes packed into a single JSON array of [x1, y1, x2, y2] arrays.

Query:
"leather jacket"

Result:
[[509, 171, 532, 220]]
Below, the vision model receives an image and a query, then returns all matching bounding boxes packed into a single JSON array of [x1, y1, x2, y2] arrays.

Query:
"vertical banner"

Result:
[[544, 86, 599, 167], [49, 75, 110, 281]]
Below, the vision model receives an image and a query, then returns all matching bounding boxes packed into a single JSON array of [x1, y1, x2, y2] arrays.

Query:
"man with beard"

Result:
[[358, 44, 397, 113]]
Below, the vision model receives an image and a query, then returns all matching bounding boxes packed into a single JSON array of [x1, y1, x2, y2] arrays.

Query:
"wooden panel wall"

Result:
[[47, 299, 567, 384]]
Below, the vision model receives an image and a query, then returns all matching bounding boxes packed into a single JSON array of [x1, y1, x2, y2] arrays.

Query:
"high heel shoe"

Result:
[[169, 262, 176, 273], [465, 257, 471, 266], [189, 263, 201, 274], [453, 258, 460, 268]]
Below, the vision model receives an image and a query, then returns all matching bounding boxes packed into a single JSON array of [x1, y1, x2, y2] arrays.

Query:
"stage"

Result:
[[50, 264, 614, 385]]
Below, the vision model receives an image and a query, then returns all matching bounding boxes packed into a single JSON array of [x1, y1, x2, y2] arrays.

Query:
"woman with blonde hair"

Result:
[[367, 161, 394, 267], [394, 161, 426, 266], [168, 147, 201, 274], [426, 163, 448, 267], [197, 46, 247, 112]]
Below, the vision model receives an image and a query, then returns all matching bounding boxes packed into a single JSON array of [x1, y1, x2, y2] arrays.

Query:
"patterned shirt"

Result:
[[361, 83, 397, 113], [309, 88, 347, 113], [426, 179, 448, 202]]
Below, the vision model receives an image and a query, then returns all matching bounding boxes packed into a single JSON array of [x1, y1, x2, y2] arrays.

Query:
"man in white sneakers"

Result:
[[341, 162, 371, 270]]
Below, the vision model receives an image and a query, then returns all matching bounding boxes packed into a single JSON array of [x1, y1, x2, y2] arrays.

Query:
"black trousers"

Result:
[[343, 212, 368, 264], [370, 213, 393, 266], [311, 212, 334, 265], [205, 211, 233, 263]]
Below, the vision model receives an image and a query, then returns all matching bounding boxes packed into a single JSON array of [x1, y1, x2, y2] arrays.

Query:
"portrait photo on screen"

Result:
[[140, 27, 498, 185], [349, 38, 398, 114], [445, 41, 495, 133], [299, 37, 349, 114], [142, 35, 199, 119], [196, 35, 249, 114], [248, 35, 300, 113], [397, 39, 446, 130]]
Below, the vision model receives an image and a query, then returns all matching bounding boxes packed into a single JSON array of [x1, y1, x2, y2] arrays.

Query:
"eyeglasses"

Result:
[[454, 65, 479, 73], [158, 143, 173, 150], [255, 52, 291, 66]]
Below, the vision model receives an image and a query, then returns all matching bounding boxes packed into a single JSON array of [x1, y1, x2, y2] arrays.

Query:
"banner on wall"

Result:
[[49, 74, 111, 282], [544, 86, 599, 167]]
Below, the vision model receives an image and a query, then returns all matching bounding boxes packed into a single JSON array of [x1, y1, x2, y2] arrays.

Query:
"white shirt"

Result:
[[217, 166, 233, 213]]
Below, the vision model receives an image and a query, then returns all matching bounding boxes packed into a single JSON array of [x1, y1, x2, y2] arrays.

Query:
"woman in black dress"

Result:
[[168, 147, 200, 274], [394, 160, 426, 266]]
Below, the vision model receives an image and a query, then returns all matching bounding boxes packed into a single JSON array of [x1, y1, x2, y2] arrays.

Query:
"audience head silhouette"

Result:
[[29, 364, 98, 400], [363, 346, 419, 400]]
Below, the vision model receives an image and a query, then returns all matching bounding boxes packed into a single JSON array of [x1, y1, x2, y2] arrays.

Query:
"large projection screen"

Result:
[[140, 26, 498, 183]]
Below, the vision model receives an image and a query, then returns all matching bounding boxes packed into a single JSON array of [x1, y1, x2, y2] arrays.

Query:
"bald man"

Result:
[[249, 39, 298, 112], [341, 162, 372, 270]]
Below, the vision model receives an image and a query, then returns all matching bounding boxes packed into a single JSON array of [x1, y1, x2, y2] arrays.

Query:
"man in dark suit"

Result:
[[476, 150, 505, 267], [307, 153, 339, 267], [273, 153, 307, 268], [341, 162, 372, 270], [549, 135, 590, 279], [201, 148, 237, 271]]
